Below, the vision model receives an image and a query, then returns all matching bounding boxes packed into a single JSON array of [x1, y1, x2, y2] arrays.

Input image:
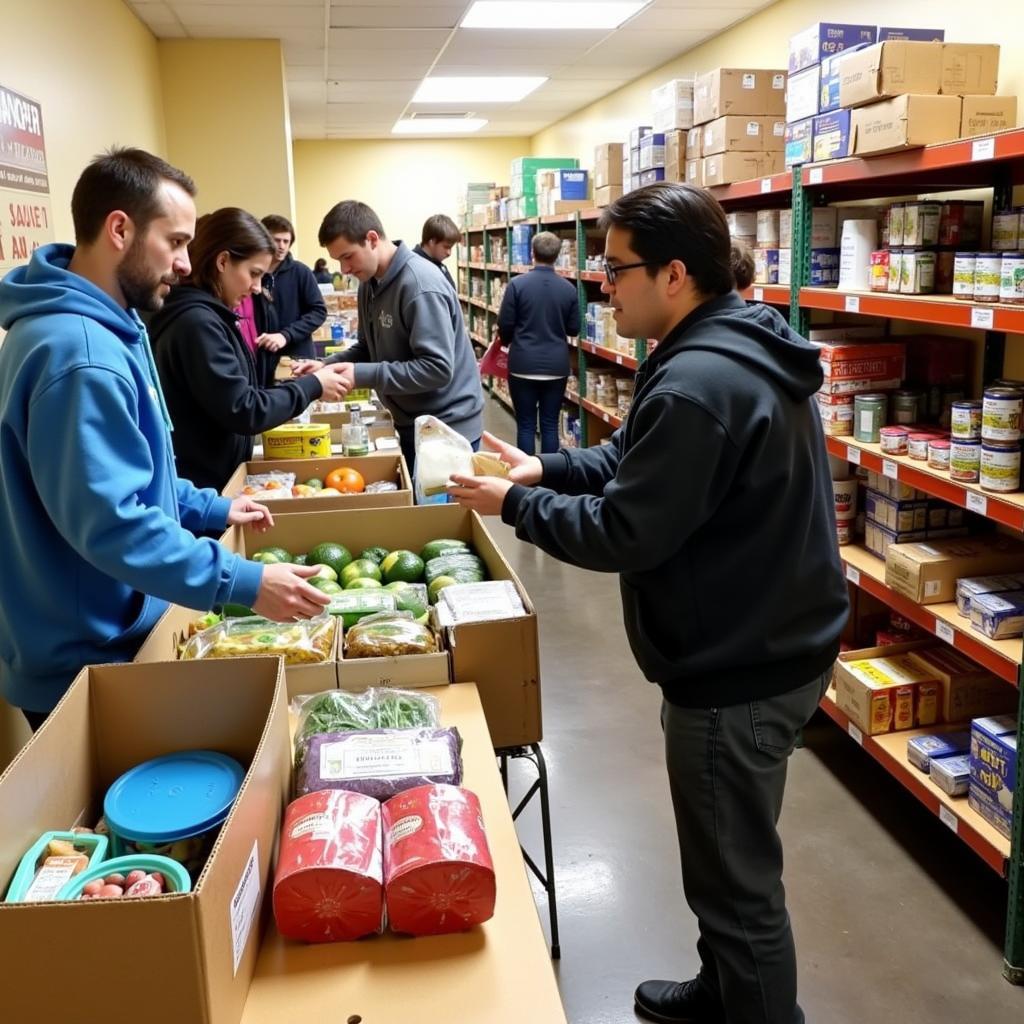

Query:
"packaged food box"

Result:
[[789, 21, 877, 74], [813, 110, 852, 161], [960, 96, 1018, 139], [850, 95, 963, 156], [909, 646, 1017, 722], [834, 647, 941, 734], [865, 489, 928, 533], [930, 752, 971, 796], [865, 520, 926, 561], [956, 573, 1024, 617], [968, 716, 1018, 839], [262, 422, 332, 459], [786, 65, 820, 123], [784, 117, 813, 167], [969, 590, 1024, 640], [907, 730, 971, 772]]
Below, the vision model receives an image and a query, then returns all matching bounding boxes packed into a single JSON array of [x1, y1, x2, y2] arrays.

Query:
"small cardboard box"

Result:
[[910, 646, 1018, 722], [693, 68, 787, 124], [702, 115, 768, 156], [969, 715, 1017, 839], [338, 645, 451, 692], [0, 657, 289, 1024], [850, 94, 963, 156], [839, 41, 943, 109], [594, 184, 624, 207], [685, 158, 703, 187], [885, 534, 1024, 605], [960, 96, 1017, 139], [784, 117, 814, 167], [789, 21, 878, 74], [223, 454, 412, 513], [594, 142, 624, 188], [813, 109, 853, 161], [702, 150, 783, 187], [651, 78, 695, 132], [786, 64, 821, 123], [686, 126, 703, 158], [941, 43, 999, 96]]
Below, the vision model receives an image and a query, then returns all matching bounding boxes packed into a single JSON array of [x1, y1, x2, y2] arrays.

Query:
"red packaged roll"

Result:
[[273, 790, 384, 943], [382, 784, 496, 936]]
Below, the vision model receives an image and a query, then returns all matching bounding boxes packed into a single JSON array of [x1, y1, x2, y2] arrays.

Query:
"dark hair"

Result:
[[184, 207, 274, 295], [71, 146, 195, 244], [421, 214, 461, 245], [314, 258, 328, 271], [531, 231, 562, 264], [731, 241, 755, 291], [261, 214, 295, 242], [599, 182, 738, 296], [318, 200, 386, 247]]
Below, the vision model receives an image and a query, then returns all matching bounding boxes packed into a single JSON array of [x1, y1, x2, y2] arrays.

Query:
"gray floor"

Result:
[[481, 398, 1024, 1024]]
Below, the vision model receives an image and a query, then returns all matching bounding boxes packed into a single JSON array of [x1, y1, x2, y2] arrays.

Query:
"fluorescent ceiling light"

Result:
[[461, 1, 647, 30], [392, 118, 488, 134], [414, 76, 547, 103]]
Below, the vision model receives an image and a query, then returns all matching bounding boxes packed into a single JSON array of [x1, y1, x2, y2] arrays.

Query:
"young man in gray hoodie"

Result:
[[293, 201, 483, 473]]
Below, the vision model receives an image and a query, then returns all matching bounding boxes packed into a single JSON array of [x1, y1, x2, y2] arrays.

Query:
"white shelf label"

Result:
[[935, 621, 955, 644], [760, 177, 772, 193], [847, 722, 863, 745], [753, 287, 765, 301], [809, 167, 823, 185], [971, 307, 995, 330], [938, 805, 959, 834], [602, 412, 610, 423], [971, 137, 995, 162], [844, 295, 860, 313], [966, 491, 988, 516], [882, 459, 898, 480], [846, 445, 861, 465], [845, 565, 861, 586], [615, 354, 623, 365]]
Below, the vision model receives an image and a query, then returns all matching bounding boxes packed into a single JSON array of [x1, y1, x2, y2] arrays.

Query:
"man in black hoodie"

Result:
[[450, 183, 848, 1024]]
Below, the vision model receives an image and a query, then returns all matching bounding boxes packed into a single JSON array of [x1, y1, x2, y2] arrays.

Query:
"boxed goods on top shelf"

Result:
[[651, 77, 694, 134], [593, 142, 625, 206]]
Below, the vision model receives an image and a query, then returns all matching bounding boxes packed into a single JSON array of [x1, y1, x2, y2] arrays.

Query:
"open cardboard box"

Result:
[[224, 505, 541, 748], [308, 404, 395, 446], [0, 657, 290, 1024], [222, 454, 412, 513]]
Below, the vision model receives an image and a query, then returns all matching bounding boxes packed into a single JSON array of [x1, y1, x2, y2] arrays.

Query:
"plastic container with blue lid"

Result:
[[104, 750, 245, 880]]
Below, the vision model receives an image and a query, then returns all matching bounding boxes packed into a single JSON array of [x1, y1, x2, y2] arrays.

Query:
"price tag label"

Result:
[[615, 354, 623, 365], [760, 177, 772, 193], [971, 307, 995, 330], [847, 722, 863, 745], [846, 445, 861, 465], [938, 806, 959, 834], [935, 621, 955, 644], [753, 287, 765, 301], [882, 459, 898, 479], [809, 167, 823, 185], [971, 137, 995, 162], [966, 491, 988, 516], [845, 295, 860, 313], [602, 412, 610, 423], [845, 565, 861, 586]]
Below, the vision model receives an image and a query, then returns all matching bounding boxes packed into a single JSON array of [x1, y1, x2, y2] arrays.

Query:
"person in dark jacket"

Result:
[[449, 182, 848, 1024], [255, 214, 327, 362], [149, 208, 350, 491], [413, 213, 460, 292], [497, 231, 579, 453], [313, 258, 332, 284]]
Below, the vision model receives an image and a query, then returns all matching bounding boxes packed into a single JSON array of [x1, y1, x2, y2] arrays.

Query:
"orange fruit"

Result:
[[324, 467, 365, 494]]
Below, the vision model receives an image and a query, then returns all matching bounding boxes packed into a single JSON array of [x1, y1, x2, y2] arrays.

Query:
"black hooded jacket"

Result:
[[503, 291, 849, 707], [148, 285, 322, 491]]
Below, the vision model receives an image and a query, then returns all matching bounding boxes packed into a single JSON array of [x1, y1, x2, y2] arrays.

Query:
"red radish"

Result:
[[124, 870, 146, 888], [149, 872, 165, 889], [105, 873, 126, 886], [99, 883, 124, 898], [82, 880, 104, 897]]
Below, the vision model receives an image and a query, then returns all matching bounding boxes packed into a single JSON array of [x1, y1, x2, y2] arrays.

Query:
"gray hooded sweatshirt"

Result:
[[328, 241, 483, 441]]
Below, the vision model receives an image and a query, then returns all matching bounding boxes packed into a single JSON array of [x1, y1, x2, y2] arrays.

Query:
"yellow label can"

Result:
[[261, 422, 332, 459]]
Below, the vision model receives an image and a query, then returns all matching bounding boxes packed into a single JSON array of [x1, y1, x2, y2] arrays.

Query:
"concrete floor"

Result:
[[481, 398, 1024, 1024]]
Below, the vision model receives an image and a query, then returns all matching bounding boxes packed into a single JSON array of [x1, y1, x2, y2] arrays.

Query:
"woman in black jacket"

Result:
[[149, 208, 349, 491]]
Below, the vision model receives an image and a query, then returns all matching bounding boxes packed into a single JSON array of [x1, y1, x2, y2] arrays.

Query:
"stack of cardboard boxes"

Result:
[[534, 168, 591, 216], [593, 143, 624, 207], [458, 181, 497, 228], [507, 157, 579, 221], [651, 78, 695, 186]]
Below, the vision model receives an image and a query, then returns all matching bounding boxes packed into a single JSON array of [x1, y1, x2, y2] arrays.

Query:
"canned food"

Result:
[[869, 250, 890, 292], [949, 439, 981, 483], [836, 520, 853, 546], [950, 400, 983, 440], [1000, 252, 1024, 305], [928, 439, 951, 471], [879, 426, 909, 455], [854, 394, 888, 444], [952, 252, 977, 300], [974, 252, 1002, 302], [908, 432, 937, 460], [903, 202, 941, 247], [888, 203, 905, 247], [892, 390, 921, 425], [982, 387, 1023, 442], [900, 249, 935, 295], [887, 249, 903, 293], [992, 210, 1021, 251], [833, 478, 858, 519], [981, 442, 1022, 493]]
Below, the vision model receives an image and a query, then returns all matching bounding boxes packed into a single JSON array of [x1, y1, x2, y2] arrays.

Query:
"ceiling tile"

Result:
[[328, 5, 464, 29], [327, 28, 451, 51], [172, 4, 325, 29], [621, 9, 752, 32], [451, 27, 605, 52], [286, 65, 329, 81], [327, 80, 419, 103]]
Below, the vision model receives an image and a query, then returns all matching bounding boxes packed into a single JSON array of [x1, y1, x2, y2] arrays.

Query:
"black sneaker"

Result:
[[634, 978, 726, 1024]]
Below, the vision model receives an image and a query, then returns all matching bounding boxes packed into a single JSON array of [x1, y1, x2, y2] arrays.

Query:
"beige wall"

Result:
[[292, 137, 531, 265], [158, 39, 295, 221]]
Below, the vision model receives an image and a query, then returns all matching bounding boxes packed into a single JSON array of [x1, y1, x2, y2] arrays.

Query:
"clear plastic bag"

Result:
[[364, 480, 399, 493], [237, 471, 295, 499], [344, 611, 438, 658], [181, 613, 335, 665], [414, 415, 474, 501]]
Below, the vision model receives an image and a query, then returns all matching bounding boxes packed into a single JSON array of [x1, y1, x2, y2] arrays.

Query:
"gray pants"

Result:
[[661, 670, 831, 1024]]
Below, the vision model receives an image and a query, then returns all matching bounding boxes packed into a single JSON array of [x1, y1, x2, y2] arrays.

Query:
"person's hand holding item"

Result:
[[448, 474, 515, 516], [256, 332, 288, 352], [227, 497, 275, 533], [314, 364, 352, 401], [480, 431, 543, 485], [290, 359, 325, 377], [333, 362, 357, 390], [253, 563, 331, 620]]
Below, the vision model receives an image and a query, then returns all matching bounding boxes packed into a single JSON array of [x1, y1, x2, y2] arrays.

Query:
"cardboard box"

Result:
[[629, 125, 653, 147], [594, 184, 624, 207], [702, 115, 768, 156], [685, 158, 703, 187], [960, 95, 1017, 138], [544, 198, 591, 216], [753, 248, 780, 284], [885, 534, 1024, 605], [651, 78, 695, 132], [818, 44, 871, 113], [810, 246, 841, 286], [813, 109, 853, 161], [789, 21, 878, 74], [638, 133, 666, 170], [702, 150, 784, 187], [839, 41, 944, 108], [784, 117, 814, 167], [548, 168, 590, 200], [638, 167, 666, 187], [0, 657, 289, 1024], [969, 715, 1017, 839], [756, 209, 780, 246], [879, 27, 945, 42], [338, 645, 450, 691], [941, 43, 999, 96], [686, 126, 703, 158], [693, 68, 787, 124], [307, 404, 396, 446], [786, 64, 821, 123], [664, 129, 686, 180], [223, 455, 412, 513], [910, 646, 1018, 722], [761, 116, 787, 151], [778, 248, 792, 286], [850, 94, 963, 156], [726, 210, 757, 240], [594, 142, 624, 188]]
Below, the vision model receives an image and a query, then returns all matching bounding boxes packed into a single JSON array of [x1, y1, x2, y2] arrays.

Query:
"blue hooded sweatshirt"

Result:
[[0, 244, 264, 712]]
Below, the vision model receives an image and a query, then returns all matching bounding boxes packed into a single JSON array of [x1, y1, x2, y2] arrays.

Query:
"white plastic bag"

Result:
[[414, 416, 474, 503]]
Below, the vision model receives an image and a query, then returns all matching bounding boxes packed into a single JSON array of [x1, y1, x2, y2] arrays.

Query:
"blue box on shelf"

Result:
[[969, 715, 1017, 840], [553, 169, 589, 199], [819, 42, 873, 113], [810, 247, 840, 286], [788, 22, 878, 74], [878, 27, 945, 42], [638, 167, 667, 186], [812, 110, 852, 161], [629, 125, 653, 147], [784, 117, 814, 167]]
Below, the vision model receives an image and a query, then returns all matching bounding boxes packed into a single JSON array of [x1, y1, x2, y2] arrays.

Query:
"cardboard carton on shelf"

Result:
[[685, 158, 703, 187], [593, 142, 624, 188], [651, 77, 695, 132], [693, 67, 787, 124], [839, 40, 944, 108], [784, 117, 814, 167], [595, 184, 624, 207], [788, 21, 878, 75], [786, 64, 821, 123], [940, 43, 999, 96], [850, 94, 963, 156], [685, 126, 703, 158], [959, 96, 1018, 139], [702, 150, 784, 187], [968, 715, 1017, 839], [702, 115, 770, 156], [812, 109, 853, 161]]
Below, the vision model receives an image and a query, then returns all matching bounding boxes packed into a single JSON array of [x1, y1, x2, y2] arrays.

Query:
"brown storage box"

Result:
[[839, 41, 943, 108], [594, 184, 624, 207], [222, 454, 412, 513], [959, 95, 1017, 138], [686, 126, 703, 158], [760, 115, 786, 152], [909, 646, 1018, 722], [702, 150, 784, 187], [702, 115, 769, 156], [693, 67, 787, 124], [941, 43, 999, 96], [0, 658, 289, 1024], [685, 158, 704, 187], [594, 142, 624, 188], [850, 94, 963, 156]]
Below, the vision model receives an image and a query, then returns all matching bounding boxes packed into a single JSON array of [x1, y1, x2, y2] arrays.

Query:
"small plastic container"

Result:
[[879, 426, 909, 456], [57, 854, 191, 901], [4, 831, 109, 903], [928, 439, 951, 471], [104, 750, 245, 880]]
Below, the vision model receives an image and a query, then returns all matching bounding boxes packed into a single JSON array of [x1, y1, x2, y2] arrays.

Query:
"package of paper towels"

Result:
[[838, 219, 878, 292]]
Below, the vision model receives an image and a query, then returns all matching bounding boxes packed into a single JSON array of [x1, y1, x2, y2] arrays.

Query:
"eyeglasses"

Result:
[[601, 259, 662, 285]]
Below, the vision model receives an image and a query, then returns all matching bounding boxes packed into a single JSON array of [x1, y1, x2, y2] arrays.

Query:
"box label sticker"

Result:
[[742, 73, 756, 89], [971, 137, 995, 162], [935, 621, 955, 644], [845, 295, 860, 313], [747, 121, 760, 136], [231, 840, 261, 976], [753, 287, 764, 301], [883, 459, 898, 479], [846, 445, 861, 464], [772, 73, 785, 89], [966, 492, 988, 515], [938, 805, 959, 833], [971, 306, 994, 329], [924, 580, 943, 597]]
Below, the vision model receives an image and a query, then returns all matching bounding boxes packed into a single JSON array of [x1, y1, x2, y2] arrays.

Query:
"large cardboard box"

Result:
[[702, 150, 784, 187], [702, 115, 770, 156], [761, 116, 787, 151], [885, 534, 1024, 605], [839, 41, 943, 108], [686, 126, 703, 159], [909, 646, 1018, 722], [594, 142, 624, 188], [941, 44, 999, 96], [788, 21, 877, 74], [693, 68, 787, 124], [0, 658, 289, 1024], [651, 77, 695, 132], [685, 158, 703, 187], [223, 454, 412, 513], [960, 95, 1017, 138], [850, 95, 963, 156], [594, 184, 624, 207]]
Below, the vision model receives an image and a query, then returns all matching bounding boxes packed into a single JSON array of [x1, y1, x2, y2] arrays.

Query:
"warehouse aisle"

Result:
[[480, 400, 1024, 1024]]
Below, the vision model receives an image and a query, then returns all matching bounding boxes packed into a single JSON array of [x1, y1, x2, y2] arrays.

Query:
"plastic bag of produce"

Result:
[[414, 415, 474, 501], [325, 589, 397, 628], [273, 790, 384, 943], [365, 480, 399, 493], [181, 613, 335, 665], [295, 727, 463, 801], [238, 471, 296, 499], [344, 611, 437, 658], [433, 580, 527, 625], [382, 784, 495, 935], [425, 552, 486, 584]]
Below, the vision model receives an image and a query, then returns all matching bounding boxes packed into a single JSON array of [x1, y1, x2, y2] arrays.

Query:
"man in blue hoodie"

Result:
[[0, 148, 329, 728], [450, 183, 848, 1024]]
